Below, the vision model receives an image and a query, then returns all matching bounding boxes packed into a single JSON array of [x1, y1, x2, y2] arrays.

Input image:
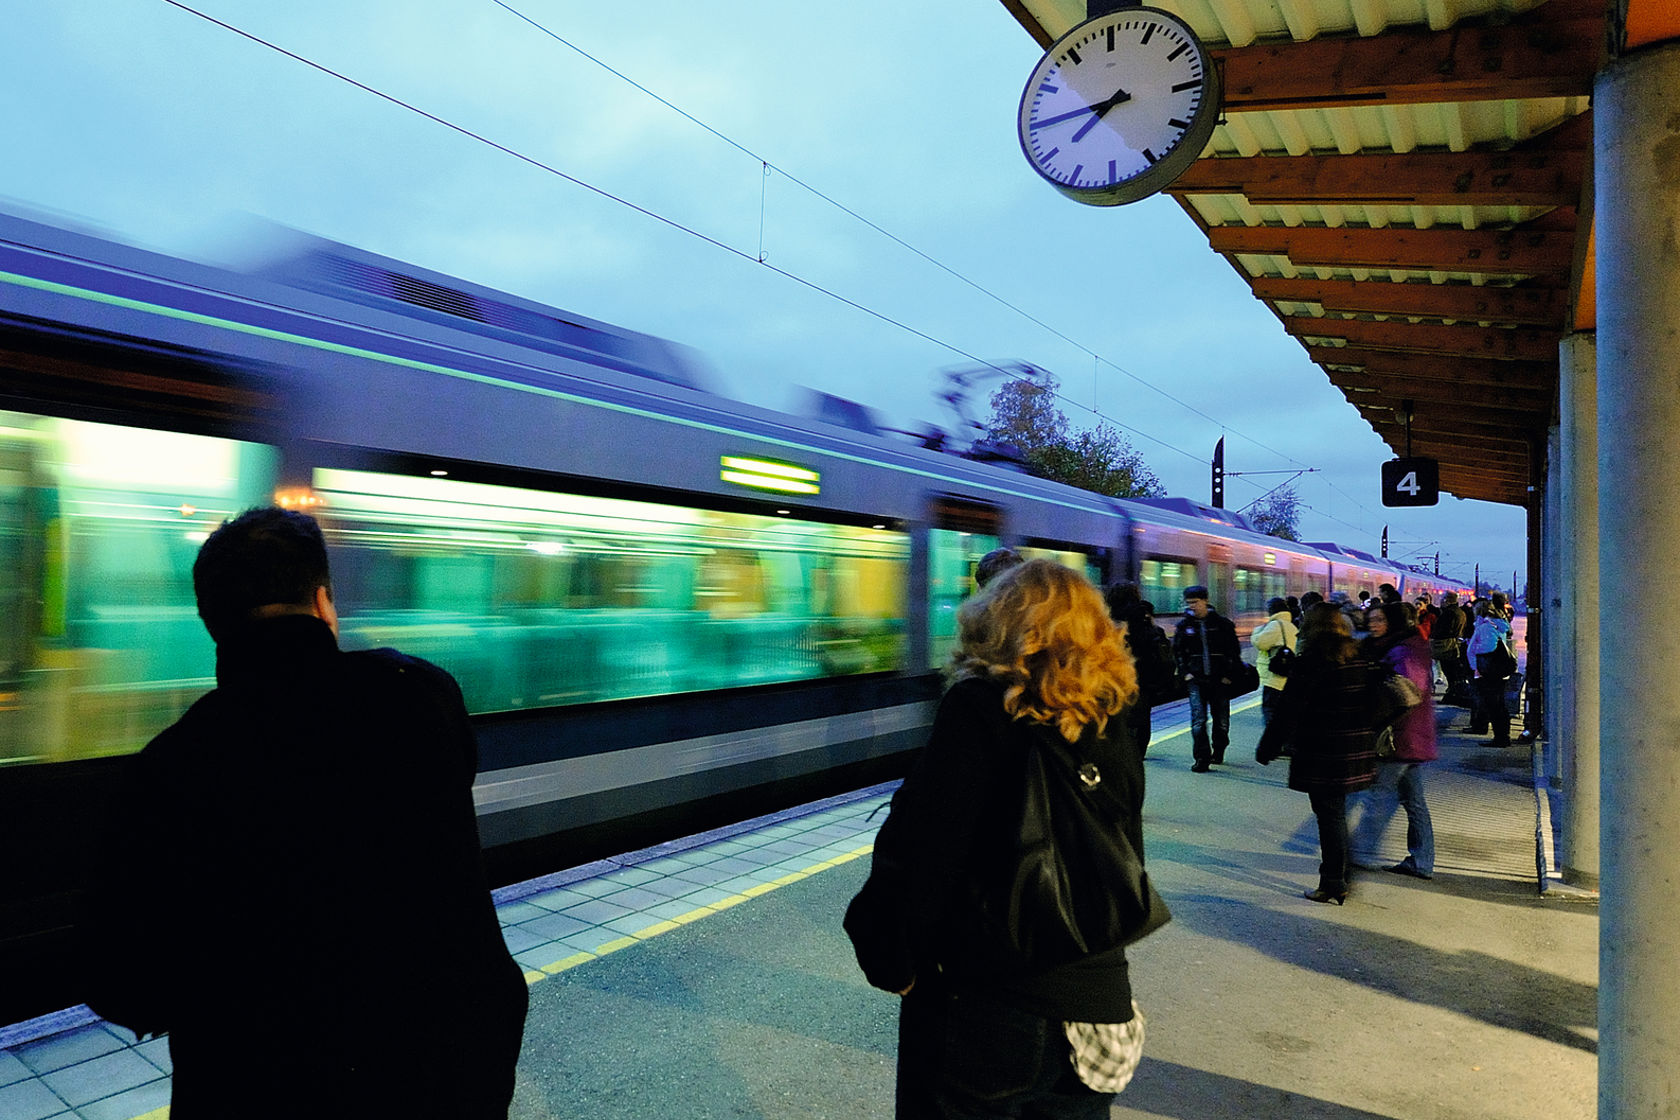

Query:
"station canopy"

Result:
[[1000, 0, 1678, 506]]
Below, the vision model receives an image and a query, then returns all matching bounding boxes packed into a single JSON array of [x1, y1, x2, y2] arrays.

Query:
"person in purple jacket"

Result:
[[1352, 600, 1438, 879]]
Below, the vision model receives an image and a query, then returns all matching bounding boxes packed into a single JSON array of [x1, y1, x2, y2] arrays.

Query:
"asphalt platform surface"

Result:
[[509, 697, 1598, 1120]]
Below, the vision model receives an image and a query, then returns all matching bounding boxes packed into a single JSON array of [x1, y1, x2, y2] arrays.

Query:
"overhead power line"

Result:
[[156, 0, 1372, 525]]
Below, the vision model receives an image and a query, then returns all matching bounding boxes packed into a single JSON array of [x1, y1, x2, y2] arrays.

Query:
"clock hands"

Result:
[[1031, 87, 1133, 140], [1071, 87, 1132, 142]]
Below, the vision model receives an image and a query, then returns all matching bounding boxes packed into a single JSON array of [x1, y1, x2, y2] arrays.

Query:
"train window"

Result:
[[1016, 545, 1103, 588], [0, 411, 279, 766], [311, 468, 910, 712], [1140, 558, 1198, 615], [926, 528, 999, 668]]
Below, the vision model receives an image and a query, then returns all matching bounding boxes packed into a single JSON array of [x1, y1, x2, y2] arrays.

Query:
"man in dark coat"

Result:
[[1172, 585, 1242, 771], [83, 508, 528, 1119]]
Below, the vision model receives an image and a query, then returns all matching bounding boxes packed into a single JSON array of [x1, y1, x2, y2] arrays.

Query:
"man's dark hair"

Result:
[[974, 547, 1024, 589], [193, 507, 332, 641]]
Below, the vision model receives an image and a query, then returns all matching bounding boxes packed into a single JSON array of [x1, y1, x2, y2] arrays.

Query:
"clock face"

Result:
[[1017, 7, 1220, 206]]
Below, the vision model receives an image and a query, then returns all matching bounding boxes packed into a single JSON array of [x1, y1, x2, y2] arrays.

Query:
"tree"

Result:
[[985, 371, 1165, 500], [1245, 485, 1303, 540]]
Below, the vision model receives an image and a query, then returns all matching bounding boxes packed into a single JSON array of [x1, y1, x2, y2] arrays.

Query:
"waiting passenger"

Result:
[[1105, 582, 1175, 755], [1351, 602, 1437, 879], [845, 559, 1151, 1117], [1256, 603, 1379, 904], [1173, 585, 1242, 772], [1251, 596, 1298, 729], [1467, 600, 1516, 747], [82, 508, 528, 1119], [974, 546, 1024, 590]]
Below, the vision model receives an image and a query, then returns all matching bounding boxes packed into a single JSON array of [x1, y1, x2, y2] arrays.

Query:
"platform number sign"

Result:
[[1382, 457, 1439, 507]]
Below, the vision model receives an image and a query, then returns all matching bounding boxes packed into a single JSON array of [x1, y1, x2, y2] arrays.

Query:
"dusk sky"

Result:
[[1, 0, 1531, 590]]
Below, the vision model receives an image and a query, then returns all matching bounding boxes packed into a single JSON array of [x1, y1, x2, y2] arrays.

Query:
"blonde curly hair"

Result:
[[949, 558, 1139, 742]]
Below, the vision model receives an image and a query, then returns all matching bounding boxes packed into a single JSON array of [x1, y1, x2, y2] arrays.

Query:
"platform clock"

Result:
[[1018, 5, 1221, 206]]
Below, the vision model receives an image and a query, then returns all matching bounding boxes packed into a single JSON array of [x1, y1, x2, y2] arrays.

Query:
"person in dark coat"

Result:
[[846, 559, 1149, 1119], [82, 508, 528, 1119], [1256, 602, 1378, 904], [1352, 601, 1438, 878], [1105, 582, 1175, 756], [1172, 585, 1242, 772]]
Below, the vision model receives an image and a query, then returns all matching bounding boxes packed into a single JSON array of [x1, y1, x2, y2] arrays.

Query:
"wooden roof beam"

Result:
[[1215, 0, 1602, 111], [1209, 224, 1576, 276], [1289, 315, 1561, 362], [1170, 149, 1583, 208], [1254, 276, 1567, 327], [1363, 406, 1547, 438], [1335, 376, 1549, 413], [1307, 345, 1554, 389]]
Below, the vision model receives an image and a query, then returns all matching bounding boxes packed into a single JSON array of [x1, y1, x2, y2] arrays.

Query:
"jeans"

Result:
[[1261, 686, 1283, 729], [1351, 762, 1435, 875], [1307, 790, 1350, 894], [896, 986, 1113, 1120], [1187, 680, 1230, 762]]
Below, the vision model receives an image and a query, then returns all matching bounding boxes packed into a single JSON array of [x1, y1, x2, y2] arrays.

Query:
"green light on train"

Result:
[[720, 456, 820, 495]]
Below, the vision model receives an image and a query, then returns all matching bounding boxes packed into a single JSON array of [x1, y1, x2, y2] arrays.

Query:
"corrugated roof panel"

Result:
[[1017, 0, 1552, 48]]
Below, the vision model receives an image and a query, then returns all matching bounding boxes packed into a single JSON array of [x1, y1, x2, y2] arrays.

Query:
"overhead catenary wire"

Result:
[[157, 0, 1373, 524]]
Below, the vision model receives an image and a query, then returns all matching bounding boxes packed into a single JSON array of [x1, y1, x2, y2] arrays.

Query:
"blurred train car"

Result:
[[0, 211, 1447, 1021]]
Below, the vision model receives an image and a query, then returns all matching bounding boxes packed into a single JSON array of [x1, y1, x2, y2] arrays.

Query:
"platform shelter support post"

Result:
[[1595, 39, 1680, 1120], [1557, 333, 1598, 887]]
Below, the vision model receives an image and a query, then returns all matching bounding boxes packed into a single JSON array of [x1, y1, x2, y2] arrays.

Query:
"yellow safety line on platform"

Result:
[[521, 842, 875, 987]]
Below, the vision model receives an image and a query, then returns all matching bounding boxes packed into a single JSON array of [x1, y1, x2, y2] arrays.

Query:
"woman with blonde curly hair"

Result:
[[845, 559, 1151, 1119]]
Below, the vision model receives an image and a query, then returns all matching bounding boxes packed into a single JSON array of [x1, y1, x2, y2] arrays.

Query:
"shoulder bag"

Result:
[[975, 724, 1171, 967]]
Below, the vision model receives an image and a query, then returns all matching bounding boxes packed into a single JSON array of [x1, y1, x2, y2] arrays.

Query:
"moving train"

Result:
[[0, 209, 1453, 1020]]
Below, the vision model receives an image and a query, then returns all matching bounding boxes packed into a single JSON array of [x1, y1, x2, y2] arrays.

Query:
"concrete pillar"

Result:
[[1596, 40, 1680, 1120], [1541, 422, 1562, 784], [1557, 334, 1597, 885]]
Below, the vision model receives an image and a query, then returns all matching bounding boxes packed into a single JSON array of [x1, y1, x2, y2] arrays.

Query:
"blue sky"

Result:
[[0, 0, 1530, 590]]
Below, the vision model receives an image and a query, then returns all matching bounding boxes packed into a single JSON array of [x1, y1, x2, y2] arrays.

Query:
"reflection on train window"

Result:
[[1140, 558, 1198, 616], [926, 529, 999, 668], [0, 412, 279, 766], [312, 468, 909, 712], [1233, 566, 1285, 616], [1016, 546, 1102, 588]]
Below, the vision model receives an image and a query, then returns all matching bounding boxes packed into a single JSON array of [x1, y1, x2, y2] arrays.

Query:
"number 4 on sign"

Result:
[[1381, 458, 1439, 507]]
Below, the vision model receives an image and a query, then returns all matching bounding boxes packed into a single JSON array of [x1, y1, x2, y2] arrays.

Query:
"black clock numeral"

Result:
[[1106, 26, 1114, 51], [1166, 42, 1190, 61], [1142, 148, 1159, 164], [1108, 159, 1117, 184], [1169, 118, 1190, 130], [1071, 164, 1084, 182], [1044, 146, 1061, 161], [1065, 46, 1082, 65], [1140, 24, 1155, 45], [1040, 82, 1059, 94], [1171, 79, 1202, 92]]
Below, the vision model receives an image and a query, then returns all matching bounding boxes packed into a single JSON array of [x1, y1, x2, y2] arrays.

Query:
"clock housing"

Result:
[[1017, 6, 1221, 206]]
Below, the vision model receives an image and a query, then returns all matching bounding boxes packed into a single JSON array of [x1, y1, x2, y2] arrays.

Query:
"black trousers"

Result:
[[1308, 790, 1351, 894]]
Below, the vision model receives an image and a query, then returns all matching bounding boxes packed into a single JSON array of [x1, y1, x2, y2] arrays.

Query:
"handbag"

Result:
[[1479, 637, 1517, 679], [1228, 659, 1261, 697], [975, 724, 1170, 966], [1372, 666, 1423, 729], [1267, 645, 1295, 678]]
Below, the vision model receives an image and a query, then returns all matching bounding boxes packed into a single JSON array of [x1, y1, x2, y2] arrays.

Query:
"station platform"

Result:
[[0, 693, 1598, 1119]]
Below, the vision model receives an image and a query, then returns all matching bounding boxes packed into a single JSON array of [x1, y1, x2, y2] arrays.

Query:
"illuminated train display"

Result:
[[0, 210, 1451, 1018]]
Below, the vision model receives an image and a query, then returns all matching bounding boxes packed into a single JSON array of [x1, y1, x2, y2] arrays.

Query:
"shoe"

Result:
[[1212, 753, 1226, 764], [1386, 861, 1433, 880], [1303, 887, 1347, 905], [1190, 760, 1211, 773]]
